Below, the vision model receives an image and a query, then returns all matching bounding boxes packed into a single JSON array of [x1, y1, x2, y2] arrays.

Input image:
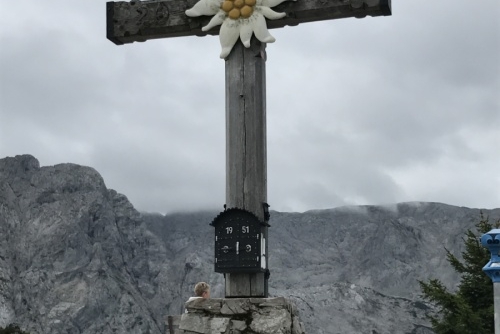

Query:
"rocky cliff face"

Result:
[[144, 204, 500, 334], [1, 155, 499, 334], [0, 155, 169, 333]]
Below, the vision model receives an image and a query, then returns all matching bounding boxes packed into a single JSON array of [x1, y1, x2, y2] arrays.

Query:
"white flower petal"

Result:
[[258, 6, 286, 20], [186, 0, 221, 17], [188, 0, 294, 57], [202, 12, 226, 31], [219, 20, 241, 58], [252, 14, 275, 43], [260, 0, 294, 8], [239, 23, 253, 48]]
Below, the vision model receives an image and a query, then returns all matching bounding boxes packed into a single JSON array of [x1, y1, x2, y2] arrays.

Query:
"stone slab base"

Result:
[[180, 297, 306, 334]]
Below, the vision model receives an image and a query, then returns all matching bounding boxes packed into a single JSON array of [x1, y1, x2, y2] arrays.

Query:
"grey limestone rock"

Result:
[[182, 298, 302, 334], [0, 155, 167, 334], [1, 154, 499, 334]]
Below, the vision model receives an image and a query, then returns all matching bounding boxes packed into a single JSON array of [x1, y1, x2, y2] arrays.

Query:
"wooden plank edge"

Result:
[[107, 0, 392, 45]]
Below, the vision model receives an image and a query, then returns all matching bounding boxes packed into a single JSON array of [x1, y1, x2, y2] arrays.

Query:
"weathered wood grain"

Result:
[[107, 0, 391, 45], [225, 39, 268, 297], [225, 40, 267, 218], [225, 272, 267, 297]]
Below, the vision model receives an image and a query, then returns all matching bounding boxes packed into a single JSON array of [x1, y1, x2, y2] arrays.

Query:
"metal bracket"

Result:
[[262, 202, 270, 222]]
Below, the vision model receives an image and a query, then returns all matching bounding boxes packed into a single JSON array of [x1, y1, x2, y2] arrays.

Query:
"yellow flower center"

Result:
[[221, 0, 256, 19]]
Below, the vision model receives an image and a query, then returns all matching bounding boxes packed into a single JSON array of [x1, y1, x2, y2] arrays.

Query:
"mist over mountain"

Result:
[[1, 155, 498, 334]]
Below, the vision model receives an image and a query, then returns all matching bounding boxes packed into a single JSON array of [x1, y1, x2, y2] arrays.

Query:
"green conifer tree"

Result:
[[419, 213, 497, 334], [0, 324, 30, 334]]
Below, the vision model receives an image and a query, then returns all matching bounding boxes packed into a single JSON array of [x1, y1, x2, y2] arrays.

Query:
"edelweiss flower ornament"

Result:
[[186, 0, 295, 58]]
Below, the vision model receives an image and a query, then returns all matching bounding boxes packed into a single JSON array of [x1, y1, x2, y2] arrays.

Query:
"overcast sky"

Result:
[[1, 1, 499, 214]]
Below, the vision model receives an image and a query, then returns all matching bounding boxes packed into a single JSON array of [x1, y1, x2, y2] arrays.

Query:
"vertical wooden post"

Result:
[[225, 38, 268, 297], [165, 315, 182, 334], [167, 315, 175, 334]]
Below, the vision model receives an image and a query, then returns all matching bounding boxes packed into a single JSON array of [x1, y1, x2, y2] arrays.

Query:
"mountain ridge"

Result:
[[1, 154, 499, 334]]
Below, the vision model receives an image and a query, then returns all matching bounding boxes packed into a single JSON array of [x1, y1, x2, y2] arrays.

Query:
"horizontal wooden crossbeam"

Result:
[[107, 0, 391, 45]]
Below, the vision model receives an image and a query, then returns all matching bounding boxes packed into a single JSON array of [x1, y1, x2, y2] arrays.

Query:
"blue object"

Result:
[[481, 229, 500, 283]]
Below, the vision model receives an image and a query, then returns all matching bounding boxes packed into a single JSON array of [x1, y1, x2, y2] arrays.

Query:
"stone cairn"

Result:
[[178, 297, 306, 334]]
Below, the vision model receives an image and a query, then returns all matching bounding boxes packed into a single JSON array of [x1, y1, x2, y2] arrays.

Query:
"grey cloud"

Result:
[[1, 0, 498, 213]]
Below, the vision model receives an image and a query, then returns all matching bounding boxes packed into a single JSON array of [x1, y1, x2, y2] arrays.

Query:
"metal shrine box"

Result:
[[211, 208, 269, 273]]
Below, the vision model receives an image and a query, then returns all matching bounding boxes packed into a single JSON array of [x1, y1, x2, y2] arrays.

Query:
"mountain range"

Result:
[[1, 154, 499, 334]]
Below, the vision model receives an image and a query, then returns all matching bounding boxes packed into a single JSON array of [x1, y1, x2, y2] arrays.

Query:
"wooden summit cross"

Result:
[[107, 0, 391, 298]]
